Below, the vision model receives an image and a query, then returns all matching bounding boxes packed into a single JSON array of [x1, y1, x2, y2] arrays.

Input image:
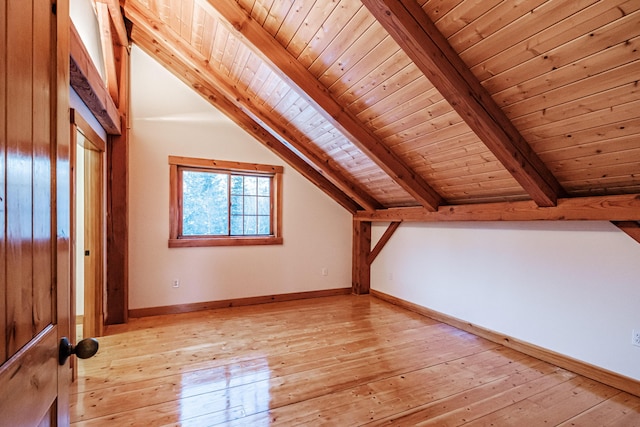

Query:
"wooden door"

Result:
[[0, 0, 72, 425]]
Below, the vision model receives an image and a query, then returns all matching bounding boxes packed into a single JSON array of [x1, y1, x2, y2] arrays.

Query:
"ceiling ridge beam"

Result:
[[202, 0, 444, 211], [125, 2, 381, 211], [354, 194, 640, 222], [362, 0, 566, 207], [129, 29, 361, 214]]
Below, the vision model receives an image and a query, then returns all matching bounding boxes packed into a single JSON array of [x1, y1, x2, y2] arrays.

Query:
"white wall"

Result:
[[128, 46, 352, 310], [70, 0, 105, 80], [371, 221, 640, 380]]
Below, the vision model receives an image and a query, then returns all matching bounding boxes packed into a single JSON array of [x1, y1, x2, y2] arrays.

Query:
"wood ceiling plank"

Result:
[[204, 0, 445, 210], [209, 20, 229, 68], [179, 0, 194, 41], [373, 98, 453, 140], [274, 0, 315, 48], [316, 25, 390, 89], [286, 0, 340, 59], [481, 7, 640, 94], [422, 0, 464, 24], [199, 10, 216, 57], [384, 114, 466, 150], [549, 150, 640, 179], [131, 27, 362, 214], [460, 0, 599, 68], [352, 65, 430, 116], [538, 135, 640, 163], [363, 0, 564, 207], [168, 0, 182, 34], [450, 0, 548, 51], [436, 0, 503, 40], [500, 56, 640, 118], [403, 132, 483, 162], [298, 0, 373, 69], [252, 70, 281, 102], [328, 35, 402, 99], [562, 178, 640, 196], [239, 53, 265, 91], [190, 3, 207, 51], [493, 34, 640, 108], [263, 0, 296, 36], [127, 3, 382, 211], [219, 31, 242, 77], [245, 61, 273, 97], [336, 49, 413, 107], [354, 193, 640, 222], [512, 82, 639, 131], [552, 160, 640, 182], [472, 0, 640, 83], [303, 4, 372, 73], [228, 43, 253, 82], [361, 84, 441, 132], [529, 118, 640, 153], [521, 99, 640, 142], [248, 0, 275, 26]]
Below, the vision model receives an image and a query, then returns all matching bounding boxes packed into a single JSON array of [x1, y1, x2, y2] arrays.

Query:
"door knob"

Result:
[[59, 337, 99, 365]]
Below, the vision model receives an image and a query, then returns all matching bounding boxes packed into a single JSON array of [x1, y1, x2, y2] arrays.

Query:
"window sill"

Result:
[[169, 236, 283, 248]]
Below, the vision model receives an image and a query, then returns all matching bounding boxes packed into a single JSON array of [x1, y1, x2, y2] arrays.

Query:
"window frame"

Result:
[[169, 156, 283, 247]]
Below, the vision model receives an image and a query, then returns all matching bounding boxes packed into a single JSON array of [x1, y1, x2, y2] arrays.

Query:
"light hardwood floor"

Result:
[[70, 295, 640, 426]]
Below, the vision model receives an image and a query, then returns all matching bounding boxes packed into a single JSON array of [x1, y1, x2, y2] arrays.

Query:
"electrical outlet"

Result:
[[321, 267, 328, 276], [633, 330, 640, 347], [172, 280, 180, 288]]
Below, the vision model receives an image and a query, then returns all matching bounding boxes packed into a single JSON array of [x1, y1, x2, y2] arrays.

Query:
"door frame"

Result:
[[71, 109, 106, 351]]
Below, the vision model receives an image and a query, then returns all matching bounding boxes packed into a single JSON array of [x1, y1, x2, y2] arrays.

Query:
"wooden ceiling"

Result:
[[120, 0, 640, 222]]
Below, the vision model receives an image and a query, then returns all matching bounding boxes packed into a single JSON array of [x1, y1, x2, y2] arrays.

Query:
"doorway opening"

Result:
[[72, 111, 106, 346]]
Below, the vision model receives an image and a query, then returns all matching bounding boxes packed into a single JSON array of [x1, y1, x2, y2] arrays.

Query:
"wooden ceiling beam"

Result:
[[69, 21, 121, 134], [125, 2, 381, 211], [362, 0, 565, 207], [368, 221, 401, 265], [130, 28, 361, 214], [354, 194, 640, 222], [96, 0, 129, 47], [96, 2, 119, 106], [202, 0, 444, 212], [612, 221, 640, 244]]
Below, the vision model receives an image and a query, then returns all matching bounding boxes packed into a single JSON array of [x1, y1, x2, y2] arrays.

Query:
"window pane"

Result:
[[231, 195, 243, 215], [244, 176, 257, 195], [257, 196, 270, 215], [230, 175, 244, 195], [230, 215, 243, 235], [182, 171, 228, 235], [244, 195, 257, 215], [258, 215, 270, 235], [244, 216, 257, 234], [257, 177, 270, 196]]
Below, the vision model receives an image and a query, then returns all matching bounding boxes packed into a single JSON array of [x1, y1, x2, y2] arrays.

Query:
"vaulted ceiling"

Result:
[[114, 0, 639, 226]]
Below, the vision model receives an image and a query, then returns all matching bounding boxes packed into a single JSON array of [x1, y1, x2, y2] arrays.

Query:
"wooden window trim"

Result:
[[169, 156, 283, 247]]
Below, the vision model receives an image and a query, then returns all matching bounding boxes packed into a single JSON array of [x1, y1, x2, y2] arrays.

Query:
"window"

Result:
[[169, 156, 283, 247]]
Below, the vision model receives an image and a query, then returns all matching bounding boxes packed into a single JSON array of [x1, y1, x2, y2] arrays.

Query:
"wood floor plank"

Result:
[[70, 295, 640, 426]]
